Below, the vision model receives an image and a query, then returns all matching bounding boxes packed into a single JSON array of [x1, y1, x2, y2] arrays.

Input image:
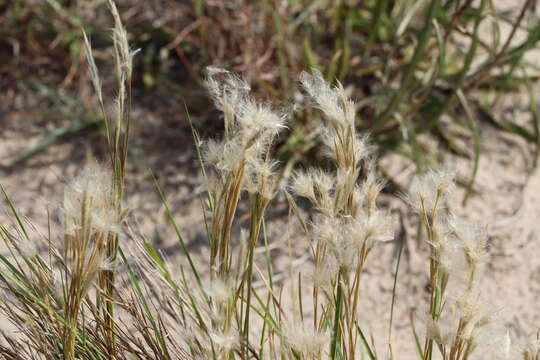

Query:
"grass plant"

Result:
[[0, 1, 539, 359]]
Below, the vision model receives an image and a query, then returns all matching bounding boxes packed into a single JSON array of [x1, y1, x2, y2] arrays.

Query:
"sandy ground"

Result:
[[1, 2, 540, 359]]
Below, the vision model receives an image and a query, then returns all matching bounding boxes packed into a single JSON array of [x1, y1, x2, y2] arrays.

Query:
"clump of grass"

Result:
[[7, 0, 540, 196], [289, 70, 394, 359], [82, 0, 136, 355], [0, 2, 538, 359], [403, 168, 507, 360], [60, 164, 121, 359], [186, 0, 540, 178]]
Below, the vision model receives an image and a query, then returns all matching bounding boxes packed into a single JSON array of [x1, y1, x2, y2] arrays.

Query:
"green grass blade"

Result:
[[356, 325, 377, 360], [330, 279, 343, 360], [363, 0, 388, 62], [119, 248, 172, 359], [388, 217, 404, 350], [152, 174, 204, 289], [373, 0, 441, 131], [410, 313, 424, 360], [457, 90, 480, 205]]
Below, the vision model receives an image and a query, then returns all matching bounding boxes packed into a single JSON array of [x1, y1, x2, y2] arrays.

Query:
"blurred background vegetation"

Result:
[[2, 0, 540, 197]]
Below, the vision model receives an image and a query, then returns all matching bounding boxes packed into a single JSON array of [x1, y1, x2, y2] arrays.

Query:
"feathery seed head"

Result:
[[405, 166, 456, 215], [360, 170, 385, 212], [283, 322, 330, 356], [202, 138, 226, 167], [438, 240, 467, 280], [204, 67, 250, 135], [429, 166, 456, 195], [247, 157, 276, 179], [310, 168, 335, 212], [428, 218, 454, 260], [312, 215, 340, 246], [335, 168, 359, 195], [62, 164, 119, 237], [353, 133, 371, 163], [311, 169, 334, 194], [82, 31, 103, 105], [313, 216, 355, 269], [209, 329, 239, 353], [244, 157, 278, 200], [454, 290, 484, 324], [311, 256, 339, 290], [425, 317, 452, 346], [108, 0, 138, 80], [300, 69, 355, 128], [290, 171, 316, 202], [334, 167, 360, 213], [205, 136, 245, 174], [358, 210, 395, 248], [204, 278, 234, 304], [237, 99, 287, 139], [405, 174, 438, 214], [319, 127, 370, 165], [448, 215, 488, 267]]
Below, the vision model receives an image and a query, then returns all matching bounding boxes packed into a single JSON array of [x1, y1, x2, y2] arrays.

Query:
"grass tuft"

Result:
[[0, 1, 538, 359]]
